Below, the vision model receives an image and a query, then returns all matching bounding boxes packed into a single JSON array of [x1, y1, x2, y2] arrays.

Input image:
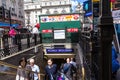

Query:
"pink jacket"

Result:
[[9, 29, 16, 37]]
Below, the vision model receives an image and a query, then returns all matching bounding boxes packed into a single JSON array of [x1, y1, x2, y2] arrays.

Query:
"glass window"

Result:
[[50, 2, 51, 5], [36, 20, 37, 23], [64, 1, 66, 4], [35, 15, 37, 18], [54, 10, 58, 14], [35, 6, 37, 8], [46, 9, 50, 14], [45, 3, 47, 5], [26, 5, 28, 8], [35, 11, 37, 14], [59, 1, 61, 5], [61, 9, 66, 13]]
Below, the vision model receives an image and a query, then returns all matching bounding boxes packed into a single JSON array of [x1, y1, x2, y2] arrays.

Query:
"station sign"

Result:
[[46, 48, 74, 53]]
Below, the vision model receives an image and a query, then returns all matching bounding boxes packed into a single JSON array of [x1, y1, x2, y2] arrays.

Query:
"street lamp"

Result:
[[99, 0, 114, 79]]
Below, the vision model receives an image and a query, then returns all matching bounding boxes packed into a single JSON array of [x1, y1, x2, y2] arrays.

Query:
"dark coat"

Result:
[[63, 63, 75, 80], [45, 64, 57, 80]]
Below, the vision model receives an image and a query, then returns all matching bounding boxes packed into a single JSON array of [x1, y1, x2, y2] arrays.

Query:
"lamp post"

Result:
[[9, 7, 11, 26], [99, 0, 114, 79]]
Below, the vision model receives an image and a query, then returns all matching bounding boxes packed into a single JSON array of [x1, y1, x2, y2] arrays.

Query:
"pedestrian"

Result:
[[31, 26, 39, 34], [22, 57, 33, 80], [9, 27, 17, 45], [29, 58, 40, 80], [70, 58, 77, 80], [112, 44, 120, 79], [70, 58, 77, 69], [63, 58, 75, 80], [16, 57, 31, 80], [31, 26, 39, 42], [45, 59, 57, 80]]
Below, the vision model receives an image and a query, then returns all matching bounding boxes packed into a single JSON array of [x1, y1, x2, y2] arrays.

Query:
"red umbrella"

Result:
[[35, 23, 40, 29]]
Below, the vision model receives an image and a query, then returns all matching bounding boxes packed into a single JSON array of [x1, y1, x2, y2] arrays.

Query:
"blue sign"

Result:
[[46, 49, 74, 53], [0, 22, 10, 27], [85, 12, 92, 16], [11, 24, 19, 28], [83, 0, 92, 17]]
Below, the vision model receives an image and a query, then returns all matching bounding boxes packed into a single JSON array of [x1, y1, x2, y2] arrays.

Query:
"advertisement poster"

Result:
[[41, 14, 79, 23]]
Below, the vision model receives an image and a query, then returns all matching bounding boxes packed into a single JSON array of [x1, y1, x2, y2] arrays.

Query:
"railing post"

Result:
[[2, 34, 10, 56], [27, 33, 30, 48], [34, 34, 37, 45], [39, 33, 42, 44], [99, 0, 114, 79], [15, 33, 17, 45], [17, 34, 21, 51]]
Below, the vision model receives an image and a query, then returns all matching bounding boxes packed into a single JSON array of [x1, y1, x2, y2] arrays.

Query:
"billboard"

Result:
[[83, 0, 92, 16], [40, 14, 80, 23]]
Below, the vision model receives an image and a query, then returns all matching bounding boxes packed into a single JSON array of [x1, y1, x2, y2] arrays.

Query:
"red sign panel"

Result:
[[67, 28, 78, 32], [42, 29, 52, 33]]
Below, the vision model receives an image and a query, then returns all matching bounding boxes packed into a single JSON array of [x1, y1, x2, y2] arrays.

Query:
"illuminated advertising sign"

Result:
[[46, 48, 74, 53], [40, 14, 79, 23], [42, 29, 52, 33], [67, 28, 78, 32], [54, 30, 65, 39], [83, 0, 92, 17]]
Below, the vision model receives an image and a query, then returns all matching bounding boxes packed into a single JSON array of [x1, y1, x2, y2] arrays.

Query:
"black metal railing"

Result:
[[79, 30, 92, 80], [0, 33, 42, 58], [79, 30, 100, 80]]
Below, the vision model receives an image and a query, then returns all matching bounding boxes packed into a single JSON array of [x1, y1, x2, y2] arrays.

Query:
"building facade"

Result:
[[24, 0, 72, 28], [0, 0, 25, 28]]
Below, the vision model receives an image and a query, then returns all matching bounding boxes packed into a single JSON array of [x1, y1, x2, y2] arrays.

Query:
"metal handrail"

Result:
[[76, 44, 85, 80], [0, 44, 42, 60], [0, 60, 45, 76]]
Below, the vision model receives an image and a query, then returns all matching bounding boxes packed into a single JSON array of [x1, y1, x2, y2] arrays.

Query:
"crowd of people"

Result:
[[16, 58, 40, 80], [44, 58, 77, 80], [8, 24, 40, 46], [15, 45, 120, 80], [15, 58, 77, 80]]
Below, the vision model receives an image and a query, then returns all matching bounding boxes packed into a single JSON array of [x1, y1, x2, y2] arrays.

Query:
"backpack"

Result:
[[63, 63, 70, 74]]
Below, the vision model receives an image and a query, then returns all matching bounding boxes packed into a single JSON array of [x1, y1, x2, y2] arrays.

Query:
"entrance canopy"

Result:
[[44, 54, 75, 59]]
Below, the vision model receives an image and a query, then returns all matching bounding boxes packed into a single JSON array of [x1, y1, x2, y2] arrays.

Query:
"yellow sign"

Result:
[[92, 0, 100, 2]]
